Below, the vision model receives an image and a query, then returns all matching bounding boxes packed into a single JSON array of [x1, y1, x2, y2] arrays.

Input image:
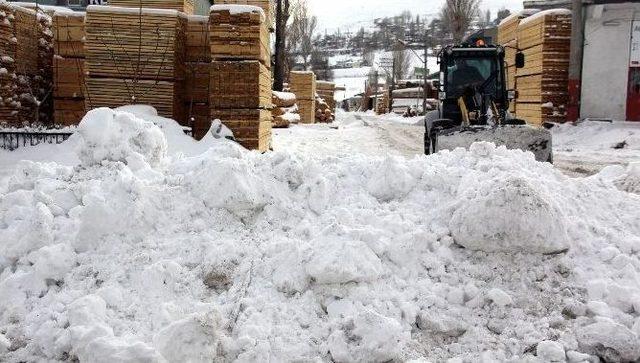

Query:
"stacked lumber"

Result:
[[0, 3, 20, 126], [218, 0, 274, 31], [52, 12, 87, 126], [209, 5, 272, 151], [375, 90, 389, 115], [315, 98, 333, 123], [185, 15, 210, 139], [84, 6, 186, 121], [271, 91, 299, 128], [35, 12, 54, 124], [209, 5, 270, 67], [497, 9, 539, 114], [316, 80, 335, 113], [515, 9, 571, 125], [109, 0, 194, 15], [289, 71, 316, 124]]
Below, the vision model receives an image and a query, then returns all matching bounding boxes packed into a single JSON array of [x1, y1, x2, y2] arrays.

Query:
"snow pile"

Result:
[[74, 107, 167, 169], [1, 109, 640, 362]]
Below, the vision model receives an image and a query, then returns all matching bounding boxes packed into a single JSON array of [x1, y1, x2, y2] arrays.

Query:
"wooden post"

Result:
[[567, 0, 584, 121]]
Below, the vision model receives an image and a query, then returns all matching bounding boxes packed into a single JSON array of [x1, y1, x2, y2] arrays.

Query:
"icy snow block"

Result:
[[450, 174, 568, 254], [75, 107, 168, 169], [576, 320, 640, 361]]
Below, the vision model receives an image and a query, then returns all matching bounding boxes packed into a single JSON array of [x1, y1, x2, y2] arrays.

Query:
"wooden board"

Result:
[[14, 6, 38, 75], [516, 101, 566, 125], [54, 57, 86, 98], [85, 77, 183, 121], [54, 98, 85, 126], [184, 62, 210, 104], [186, 15, 209, 62], [209, 61, 272, 109], [108, 0, 194, 15], [517, 12, 572, 50], [85, 6, 186, 81]]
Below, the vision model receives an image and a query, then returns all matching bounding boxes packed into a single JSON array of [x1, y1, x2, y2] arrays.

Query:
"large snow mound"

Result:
[[1, 109, 640, 362]]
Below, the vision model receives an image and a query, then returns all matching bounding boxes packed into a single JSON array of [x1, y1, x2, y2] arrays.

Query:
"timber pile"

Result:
[[316, 80, 335, 113], [109, 0, 194, 15], [497, 9, 539, 114], [209, 5, 270, 67], [375, 90, 389, 115], [0, 3, 21, 126], [185, 15, 210, 139], [53, 12, 86, 126], [218, 0, 274, 31], [289, 71, 316, 124], [315, 98, 333, 123], [209, 5, 272, 151], [515, 9, 571, 125], [271, 91, 299, 128], [84, 6, 186, 121]]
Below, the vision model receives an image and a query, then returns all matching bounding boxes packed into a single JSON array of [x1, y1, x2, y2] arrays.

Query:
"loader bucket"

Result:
[[433, 125, 553, 162]]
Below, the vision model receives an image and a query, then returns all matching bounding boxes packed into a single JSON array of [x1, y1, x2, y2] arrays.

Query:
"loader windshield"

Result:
[[445, 55, 502, 98]]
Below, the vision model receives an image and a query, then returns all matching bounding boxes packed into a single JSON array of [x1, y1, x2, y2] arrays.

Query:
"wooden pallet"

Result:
[[85, 77, 183, 120], [108, 0, 194, 15], [218, 0, 274, 31], [290, 71, 316, 101], [54, 57, 86, 98], [209, 61, 272, 109], [53, 12, 85, 58], [85, 6, 186, 81]]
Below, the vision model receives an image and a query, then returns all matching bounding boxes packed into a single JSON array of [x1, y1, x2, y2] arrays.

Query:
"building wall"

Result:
[[581, 2, 640, 120]]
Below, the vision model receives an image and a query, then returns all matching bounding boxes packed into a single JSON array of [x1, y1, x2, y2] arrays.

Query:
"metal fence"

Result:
[[0, 131, 73, 151]]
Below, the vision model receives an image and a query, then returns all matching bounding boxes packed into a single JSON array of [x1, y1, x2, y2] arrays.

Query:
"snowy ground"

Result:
[[0, 108, 639, 362]]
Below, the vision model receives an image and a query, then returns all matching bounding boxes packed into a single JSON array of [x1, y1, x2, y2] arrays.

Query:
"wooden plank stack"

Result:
[[209, 5, 270, 67], [108, 0, 195, 15], [218, 0, 274, 32], [0, 3, 21, 126], [53, 12, 86, 126], [36, 12, 54, 124], [289, 71, 316, 124], [84, 5, 186, 121], [209, 5, 272, 151], [316, 80, 335, 113], [185, 15, 210, 139], [515, 9, 572, 125], [497, 10, 539, 114]]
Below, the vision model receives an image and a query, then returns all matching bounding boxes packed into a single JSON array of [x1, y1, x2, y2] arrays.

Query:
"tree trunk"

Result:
[[273, 0, 289, 91]]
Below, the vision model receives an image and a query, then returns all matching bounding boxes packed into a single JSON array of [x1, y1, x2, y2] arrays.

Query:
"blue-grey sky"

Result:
[[308, 0, 523, 32]]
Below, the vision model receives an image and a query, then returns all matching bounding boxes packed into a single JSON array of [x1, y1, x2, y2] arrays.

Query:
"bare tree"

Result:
[[288, 0, 317, 70], [440, 0, 480, 43], [274, 0, 291, 91], [393, 48, 411, 81]]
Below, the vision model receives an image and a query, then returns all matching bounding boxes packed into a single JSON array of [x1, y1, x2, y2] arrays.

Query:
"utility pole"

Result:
[[567, 0, 584, 121]]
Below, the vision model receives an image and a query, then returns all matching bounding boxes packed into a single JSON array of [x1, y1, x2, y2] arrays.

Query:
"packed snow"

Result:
[[0, 108, 639, 362]]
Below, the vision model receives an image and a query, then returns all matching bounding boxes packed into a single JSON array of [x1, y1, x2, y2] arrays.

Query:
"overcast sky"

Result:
[[307, 0, 523, 32]]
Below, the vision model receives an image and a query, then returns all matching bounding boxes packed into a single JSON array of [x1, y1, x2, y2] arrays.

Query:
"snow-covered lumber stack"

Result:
[[315, 98, 333, 123], [218, 0, 274, 31], [185, 15, 210, 139], [35, 12, 54, 125], [84, 6, 186, 121], [271, 91, 299, 128], [375, 90, 389, 115], [515, 9, 572, 125], [289, 71, 316, 124], [52, 12, 86, 126], [0, 3, 21, 126], [109, 0, 194, 15], [316, 80, 335, 115], [209, 5, 272, 151], [498, 9, 539, 114], [209, 5, 270, 67]]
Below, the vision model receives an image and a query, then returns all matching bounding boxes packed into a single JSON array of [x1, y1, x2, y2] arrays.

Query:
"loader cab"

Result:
[[437, 45, 508, 125]]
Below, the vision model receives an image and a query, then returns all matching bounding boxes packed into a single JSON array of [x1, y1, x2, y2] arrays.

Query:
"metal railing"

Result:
[[0, 131, 73, 150]]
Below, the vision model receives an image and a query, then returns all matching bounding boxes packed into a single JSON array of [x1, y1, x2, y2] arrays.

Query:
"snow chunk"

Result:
[[328, 309, 408, 362], [75, 107, 167, 169], [576, 320, 640, 361], [154, 312, 220, 362], [487, 288, 513, 307], [450, 176, 569, 254], [537, 340, 565, 362], [306, 237, 383, 284]]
